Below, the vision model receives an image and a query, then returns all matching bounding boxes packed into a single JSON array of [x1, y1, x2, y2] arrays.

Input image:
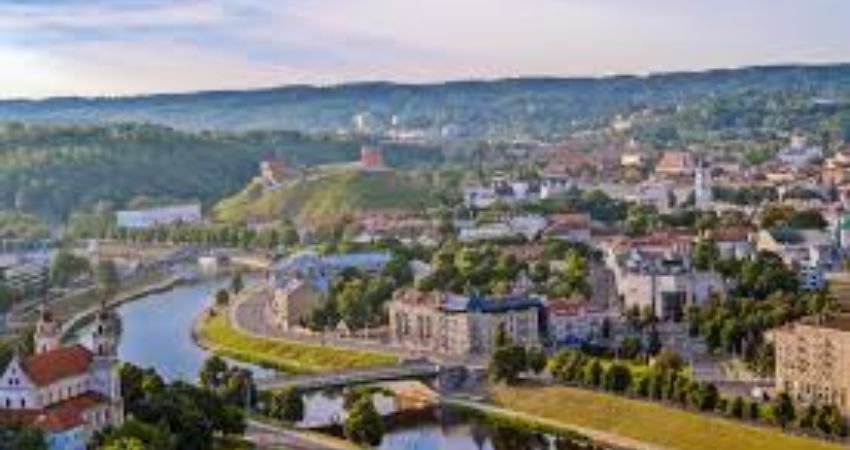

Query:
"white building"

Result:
[[0, 306, 123, 450], [546, 299, 616, 346], [115, 203, 202, 229], [777, 136, 824, 168]]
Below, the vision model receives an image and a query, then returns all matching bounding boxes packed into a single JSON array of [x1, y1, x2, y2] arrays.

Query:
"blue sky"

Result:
[[0, 0, 849, 98]]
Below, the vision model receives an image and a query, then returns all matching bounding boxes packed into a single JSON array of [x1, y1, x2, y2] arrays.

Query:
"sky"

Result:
[[0, 0, 849, 98]]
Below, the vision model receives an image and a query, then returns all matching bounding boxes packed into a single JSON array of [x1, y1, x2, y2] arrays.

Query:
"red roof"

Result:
[[0, 392, 108, 432], [22, 345, 93, 387]]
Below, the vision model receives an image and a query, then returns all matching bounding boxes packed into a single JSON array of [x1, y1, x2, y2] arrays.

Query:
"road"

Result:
[[244, 420, 353, 450]]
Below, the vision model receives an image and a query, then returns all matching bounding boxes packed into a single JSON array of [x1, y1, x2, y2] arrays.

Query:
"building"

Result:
[[258, 156, 290, 188], [546, 299, 615, 346], [388, 289, 542, 356], [774, 315, 850, 419], [822, 149, 850, 186], [544, 213, 592, 244], [777, 136, 823, 169], [115, 203, 202, 229], [0, 305, 123, 450], [0, 258, 49, 298], [756, 228, 836, 291], [694, 165, 713, 209], [360, 146, 386, 171], [705, 227, 754, 259], [269, 277, 326, 332], [606, 233, 724, 320], [655, 151, 695, 178]]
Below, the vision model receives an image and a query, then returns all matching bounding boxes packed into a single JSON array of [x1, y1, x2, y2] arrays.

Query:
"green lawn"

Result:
[[195, 311, 397, 374], [492, 385, 844, 450]]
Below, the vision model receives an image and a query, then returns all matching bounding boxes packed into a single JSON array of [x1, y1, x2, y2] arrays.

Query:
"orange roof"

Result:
[[0, 392, 107, 432], [22, 345, 93, 387], [708, 227, 752, 242], [655, 151, 694, 174]]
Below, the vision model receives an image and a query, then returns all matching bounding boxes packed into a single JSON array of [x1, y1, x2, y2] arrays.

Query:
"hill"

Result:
[[213, 166, 435, 225], [1, 64, 849, 139], [0, 123, 442, 221]]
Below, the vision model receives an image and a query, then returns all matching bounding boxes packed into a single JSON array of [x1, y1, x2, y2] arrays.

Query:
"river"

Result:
[[89, 276, 606, 450]]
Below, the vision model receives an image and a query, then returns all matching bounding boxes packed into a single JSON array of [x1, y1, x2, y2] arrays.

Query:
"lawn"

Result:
[[492, 385, 844, 450], [195, 311, 397, 374]]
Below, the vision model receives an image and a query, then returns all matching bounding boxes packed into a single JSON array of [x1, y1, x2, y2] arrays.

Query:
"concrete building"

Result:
[[269, 277, 326, 331], [388, 289, 542, 356], [544, 214, 592, 244], [0, 306, 123, 450], [606, 233, 724, 320], [774, 315, 850, 419], [756, 228, 836, 291], [115, 203, 202, 229], [546, 299, 616, 347]]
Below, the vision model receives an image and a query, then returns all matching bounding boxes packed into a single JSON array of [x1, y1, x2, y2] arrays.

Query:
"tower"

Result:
[[90, 302, 124, 426], [34, 305, 60, 354], [694, 163, 712, 209]]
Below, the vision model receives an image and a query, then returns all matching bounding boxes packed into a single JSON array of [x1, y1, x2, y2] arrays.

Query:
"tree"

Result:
[[230, 271, 244, 295], [102, 438, 146, 450], [490, 345, 527, 384], [0, 425, 47, 450], [526, 348, 547, 375], [771, 392, 795, 429], [603, 363, 632, 393], [344, 397, 385, 446], [199, 356, 229, 390], [214, 289, 230, 308], [728, 396, 745, 419], [583, 359, 603, 387], [692, 239, 720, 271], [652, 349, 685, 373], [816, 405, 848, 437], [271, 388, 305, 423], [49, 250, 90, 287], [96, 259, 121, 299]]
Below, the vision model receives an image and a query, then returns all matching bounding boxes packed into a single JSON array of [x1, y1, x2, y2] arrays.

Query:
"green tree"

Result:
[[96, 259, 121, 300], [214, 289, 230, 308], [344, 397, 385, 446], [230, 271, 244, 295], [583, 359, 603, 387], [271, 388, 305, 423], [728, 396, 745, 419], [199, 356, 229, 390], [771, 392, 795, 429], [102, 437, 146, 450], [489, 345, 527, 384], [603, 363, 632, 393], [692, 239, 720, 271], [49, 250, 90, 287], [526, 348, 547, 375]]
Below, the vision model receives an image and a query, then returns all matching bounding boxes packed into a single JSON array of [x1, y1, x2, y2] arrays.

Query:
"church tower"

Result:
[[34, 305, 60, 354], [694, 163, 713, 209], [90, 302, 124, 426]]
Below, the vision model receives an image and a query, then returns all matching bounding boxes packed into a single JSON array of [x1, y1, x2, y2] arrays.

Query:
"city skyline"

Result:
[[1, 0, 849, 98]]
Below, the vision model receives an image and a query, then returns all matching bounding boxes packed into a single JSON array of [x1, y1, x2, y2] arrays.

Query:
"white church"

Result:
[[0, 304, 124, 450]]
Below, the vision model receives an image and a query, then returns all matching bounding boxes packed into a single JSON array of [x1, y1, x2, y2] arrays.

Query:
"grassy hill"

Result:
[[213, 166, 435, 225]]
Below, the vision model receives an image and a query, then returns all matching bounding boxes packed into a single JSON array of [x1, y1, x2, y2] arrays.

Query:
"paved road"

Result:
[[244, 420, 351, 450]]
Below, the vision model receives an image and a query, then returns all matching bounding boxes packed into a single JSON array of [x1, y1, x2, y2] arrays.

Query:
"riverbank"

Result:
[[193, 307, 397, 374], [60, 272, 186, 341], [487, 384, 845, 450]]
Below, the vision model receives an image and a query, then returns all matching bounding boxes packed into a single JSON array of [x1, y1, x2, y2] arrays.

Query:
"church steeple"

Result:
[[91, 301, 119, 358], [34, 304, 60, 354]]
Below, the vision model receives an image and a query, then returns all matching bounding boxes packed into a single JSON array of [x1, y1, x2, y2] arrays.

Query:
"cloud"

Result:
[[0, 0, 849, 97]]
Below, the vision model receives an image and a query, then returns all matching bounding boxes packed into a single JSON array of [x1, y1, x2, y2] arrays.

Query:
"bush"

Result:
[[344, 398, 385, 446], [603, 363, 632, 393]]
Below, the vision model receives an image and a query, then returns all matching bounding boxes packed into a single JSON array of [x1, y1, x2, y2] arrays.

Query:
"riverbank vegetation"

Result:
[[195, 310, 397, 373], [492, 384, 844, 450]]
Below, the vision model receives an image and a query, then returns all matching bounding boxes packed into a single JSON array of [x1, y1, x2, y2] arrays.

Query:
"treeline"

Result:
[[0, 123, 443, 220]]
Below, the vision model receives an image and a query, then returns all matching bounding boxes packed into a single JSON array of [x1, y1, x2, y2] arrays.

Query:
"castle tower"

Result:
[[34, 305, 60, 354]]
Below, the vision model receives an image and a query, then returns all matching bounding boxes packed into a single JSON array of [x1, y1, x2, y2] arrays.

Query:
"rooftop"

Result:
[[22, 344, 93, 387]]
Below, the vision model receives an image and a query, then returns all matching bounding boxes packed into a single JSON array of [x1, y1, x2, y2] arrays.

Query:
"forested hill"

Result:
[[1, 64, 850, 138], [0, 123, 443, 220]]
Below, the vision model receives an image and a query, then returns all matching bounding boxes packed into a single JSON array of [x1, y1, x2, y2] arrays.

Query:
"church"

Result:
[[0, 304, 124, 450]]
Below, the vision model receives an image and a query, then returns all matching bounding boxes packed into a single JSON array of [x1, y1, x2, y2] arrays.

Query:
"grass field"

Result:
[[492, 385, 844, 450], [213, 167, 434, 224], [195, 311, 397, 374]]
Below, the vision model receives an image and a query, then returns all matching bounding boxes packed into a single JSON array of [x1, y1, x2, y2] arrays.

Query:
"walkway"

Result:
[[245, 419, 355, 450]]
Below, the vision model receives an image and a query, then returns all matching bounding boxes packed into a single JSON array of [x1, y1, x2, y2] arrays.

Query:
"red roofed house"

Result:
[[655, 151, 695, 178], [545, 213, 592, 244], [0, 306, 123, 450], [546, 298, 615, 346]]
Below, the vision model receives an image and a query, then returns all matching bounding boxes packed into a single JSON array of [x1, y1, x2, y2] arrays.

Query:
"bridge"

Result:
[[255, 361, 445, 392]]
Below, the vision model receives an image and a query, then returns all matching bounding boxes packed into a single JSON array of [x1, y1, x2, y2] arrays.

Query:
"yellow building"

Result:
[[774, 316, 850, 418]]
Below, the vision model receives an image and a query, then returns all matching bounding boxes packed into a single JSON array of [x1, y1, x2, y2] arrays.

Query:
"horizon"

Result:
[[2, 0, 850, 99]]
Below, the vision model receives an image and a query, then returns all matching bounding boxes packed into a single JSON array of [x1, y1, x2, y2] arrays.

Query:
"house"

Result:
[[269, 277, 326, 332], [0, 306, 123, 450], [777, 136, 823, 169], [115, 203, 202, 229], [756, 228, 836, 290], [546, 298, 616, 346], [705, 227, 754, 259], [388, 289, 543, 356], [822, 148, 850, 186], [655, 151, 695, 178], [544, 214, 592, 244]]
